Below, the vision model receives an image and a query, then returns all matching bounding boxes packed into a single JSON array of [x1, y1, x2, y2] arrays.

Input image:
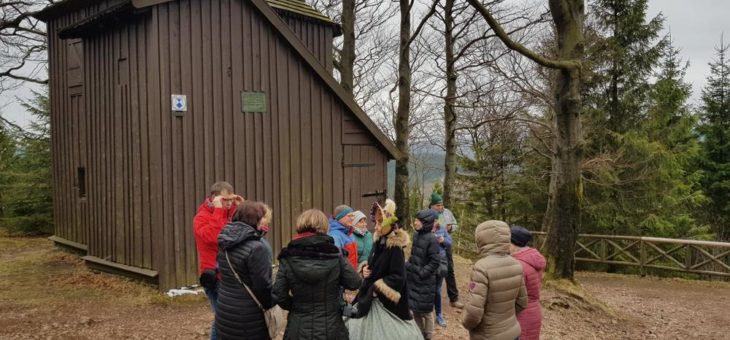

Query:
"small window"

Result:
[[77, 167, 86, 199]]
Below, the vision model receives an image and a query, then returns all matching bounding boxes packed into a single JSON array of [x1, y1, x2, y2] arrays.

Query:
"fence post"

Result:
[[639, 239, 646, 277]]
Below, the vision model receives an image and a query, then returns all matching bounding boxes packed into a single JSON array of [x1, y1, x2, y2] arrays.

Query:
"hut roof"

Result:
[[266, 0, 334, 24]]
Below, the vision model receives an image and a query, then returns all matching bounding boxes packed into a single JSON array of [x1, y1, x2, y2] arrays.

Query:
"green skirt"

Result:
[[345, 299, 424, 340]]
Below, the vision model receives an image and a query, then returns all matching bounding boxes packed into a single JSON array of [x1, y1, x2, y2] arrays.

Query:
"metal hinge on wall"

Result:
[[361, 189, 386, 198], [342, 162, 376, 168]]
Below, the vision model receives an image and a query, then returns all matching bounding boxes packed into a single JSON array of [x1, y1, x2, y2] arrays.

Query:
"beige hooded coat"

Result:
[[461, 220, 528, 340]]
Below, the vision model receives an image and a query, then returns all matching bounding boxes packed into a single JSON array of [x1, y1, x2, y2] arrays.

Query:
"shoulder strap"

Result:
[[225, 250, 265, 312]]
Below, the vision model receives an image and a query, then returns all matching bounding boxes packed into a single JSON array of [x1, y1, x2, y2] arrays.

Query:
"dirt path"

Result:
[[437, 261, 730, 340], [1, 237, 728, 339]]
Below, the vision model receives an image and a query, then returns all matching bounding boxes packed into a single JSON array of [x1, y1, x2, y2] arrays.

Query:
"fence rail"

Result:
[[530, 232, 730, 278], [453, 229, 730, 278]]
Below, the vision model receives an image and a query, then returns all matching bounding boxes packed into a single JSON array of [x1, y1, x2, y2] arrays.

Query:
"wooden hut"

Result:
[[35, 0, 398, 289]]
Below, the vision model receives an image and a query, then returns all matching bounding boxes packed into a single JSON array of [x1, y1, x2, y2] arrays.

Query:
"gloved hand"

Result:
[[199, 269, 218, 290], [342, 303, 360, 318]]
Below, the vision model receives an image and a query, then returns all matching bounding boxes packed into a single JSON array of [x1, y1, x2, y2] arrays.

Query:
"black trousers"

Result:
[[446, 246, 459, 302]]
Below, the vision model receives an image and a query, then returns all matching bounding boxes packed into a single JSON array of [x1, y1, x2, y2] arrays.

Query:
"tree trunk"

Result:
[[542, 0, 584, 280], [395, 0, 411, 228], [443, 0, 458, 208], [340, 0, 356, 94]]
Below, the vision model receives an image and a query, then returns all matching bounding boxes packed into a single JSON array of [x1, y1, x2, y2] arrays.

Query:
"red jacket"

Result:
[[193, 199, 233, 275], [514, 247, 547, 340]]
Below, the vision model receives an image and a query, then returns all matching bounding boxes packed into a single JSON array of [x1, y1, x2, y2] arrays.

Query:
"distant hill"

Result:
[[387, 151, 446, 196]]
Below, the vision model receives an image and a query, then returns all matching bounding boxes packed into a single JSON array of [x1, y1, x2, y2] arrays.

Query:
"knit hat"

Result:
[[430, 192, 443, 206], [510, 225, 532, 247], [352, 211, 367, 225], [333, 205, 354, 221], [415, 209, 438, 231]]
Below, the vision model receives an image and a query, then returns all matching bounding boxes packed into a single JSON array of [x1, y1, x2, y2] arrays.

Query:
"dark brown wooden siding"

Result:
[[280, 14, 334, 72], [46, 0, 388, 290], [48, 0, 128, 253]]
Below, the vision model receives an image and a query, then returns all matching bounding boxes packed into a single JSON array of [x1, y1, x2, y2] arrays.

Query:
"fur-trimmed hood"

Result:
[[374, 228, 410, 249]]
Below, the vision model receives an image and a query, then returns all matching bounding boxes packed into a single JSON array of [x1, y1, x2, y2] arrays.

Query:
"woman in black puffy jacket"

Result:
[[406, 209, 441, 340], [272, 209, 362, 340], [216, 201, 273, 340]]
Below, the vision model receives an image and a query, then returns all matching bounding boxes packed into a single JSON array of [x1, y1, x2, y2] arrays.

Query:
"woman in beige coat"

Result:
[[461, 220, 528, 340]]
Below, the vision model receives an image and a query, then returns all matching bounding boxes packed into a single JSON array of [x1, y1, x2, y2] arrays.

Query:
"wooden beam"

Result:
[[248, 0, 401, 160], [83, 255, 159, 284], [645, 242, 686, 268], [689, 245, 730, 272], [575, 239, 601, 260], [49, 235, 88, 253], [131, 0, 173, 8], [689, 249, 730, 271], [605, 239, 640, 264]]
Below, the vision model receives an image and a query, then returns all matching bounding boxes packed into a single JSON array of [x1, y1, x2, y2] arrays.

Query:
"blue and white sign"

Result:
[[171, 94, 187, 112]]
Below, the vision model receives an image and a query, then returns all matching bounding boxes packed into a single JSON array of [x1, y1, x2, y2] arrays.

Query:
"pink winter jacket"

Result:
[[513, 247, 546, 340]]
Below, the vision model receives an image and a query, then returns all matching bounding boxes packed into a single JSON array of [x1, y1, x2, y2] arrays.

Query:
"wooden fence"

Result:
[[454, 230, 730, 278]]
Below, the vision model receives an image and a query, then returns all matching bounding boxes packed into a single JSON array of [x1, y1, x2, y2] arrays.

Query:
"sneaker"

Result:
[[449, 300, 464, 309], [436, 313, 447, 327]]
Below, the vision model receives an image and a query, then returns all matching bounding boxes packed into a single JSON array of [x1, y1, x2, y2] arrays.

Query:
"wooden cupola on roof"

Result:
[[267, 0, 342, 71]]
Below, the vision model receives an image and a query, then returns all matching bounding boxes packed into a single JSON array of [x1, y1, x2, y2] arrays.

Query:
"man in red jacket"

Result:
[[193, 181, 243, 340]]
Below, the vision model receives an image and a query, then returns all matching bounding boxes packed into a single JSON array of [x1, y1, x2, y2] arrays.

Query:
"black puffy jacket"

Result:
[[353, 229, 412, 320], [272, 233, 362, 340], [406, 228, 441, 313], [216, 222, 273, 340]]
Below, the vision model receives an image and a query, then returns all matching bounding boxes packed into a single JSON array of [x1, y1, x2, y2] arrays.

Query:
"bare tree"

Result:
[[308, 0, 397, 98], [394, 0, 439, 227], [417, 0, 548, 207], [340, 0, 355, 94], [467, 0, 585, 280], [0, 1, 51, 94]]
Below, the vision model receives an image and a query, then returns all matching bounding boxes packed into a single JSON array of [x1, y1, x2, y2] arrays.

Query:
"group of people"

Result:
[[192, 181, 546, 340]]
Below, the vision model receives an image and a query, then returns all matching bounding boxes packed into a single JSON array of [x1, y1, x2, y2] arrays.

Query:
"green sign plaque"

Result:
[[241, 92, 266, 113]]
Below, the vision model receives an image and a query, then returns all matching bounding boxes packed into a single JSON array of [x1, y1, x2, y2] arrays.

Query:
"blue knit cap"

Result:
[[335, 206, 354, 220]]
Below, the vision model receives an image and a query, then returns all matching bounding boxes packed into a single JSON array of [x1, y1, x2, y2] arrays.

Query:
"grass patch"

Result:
[[0, 235, 48, 256], [148, 293, 208, 306], [0, 234, 206, 311], [542, 278, 616, 317]]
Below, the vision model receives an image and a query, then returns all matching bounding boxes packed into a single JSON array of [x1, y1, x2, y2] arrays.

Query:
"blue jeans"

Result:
[[204, 285, 219, 340], [434, 275, 444, 315]]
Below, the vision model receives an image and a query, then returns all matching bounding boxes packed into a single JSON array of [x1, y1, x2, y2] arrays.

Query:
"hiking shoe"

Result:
[[449, 300, 464, 309], [436, 314, 447, 327]]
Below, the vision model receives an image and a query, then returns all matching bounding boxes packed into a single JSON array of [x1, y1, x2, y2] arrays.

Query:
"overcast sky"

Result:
[[1, 0, 728, 128], [646, 0, 729, 105]]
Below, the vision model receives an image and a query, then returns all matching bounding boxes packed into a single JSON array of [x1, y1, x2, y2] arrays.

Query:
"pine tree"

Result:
[[0, 89, 52, 235], [638, 40, 707, 238], [581, 36, 710, 239], [698, 37, 730, 240], [581, 0, 671, 236], [456, 119, 547, 226], [0, 123, 19, 228], [587, 0, 667, 137]]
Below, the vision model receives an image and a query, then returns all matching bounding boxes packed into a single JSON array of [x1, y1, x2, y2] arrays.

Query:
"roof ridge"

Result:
[[266, 0, 334, 24]]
